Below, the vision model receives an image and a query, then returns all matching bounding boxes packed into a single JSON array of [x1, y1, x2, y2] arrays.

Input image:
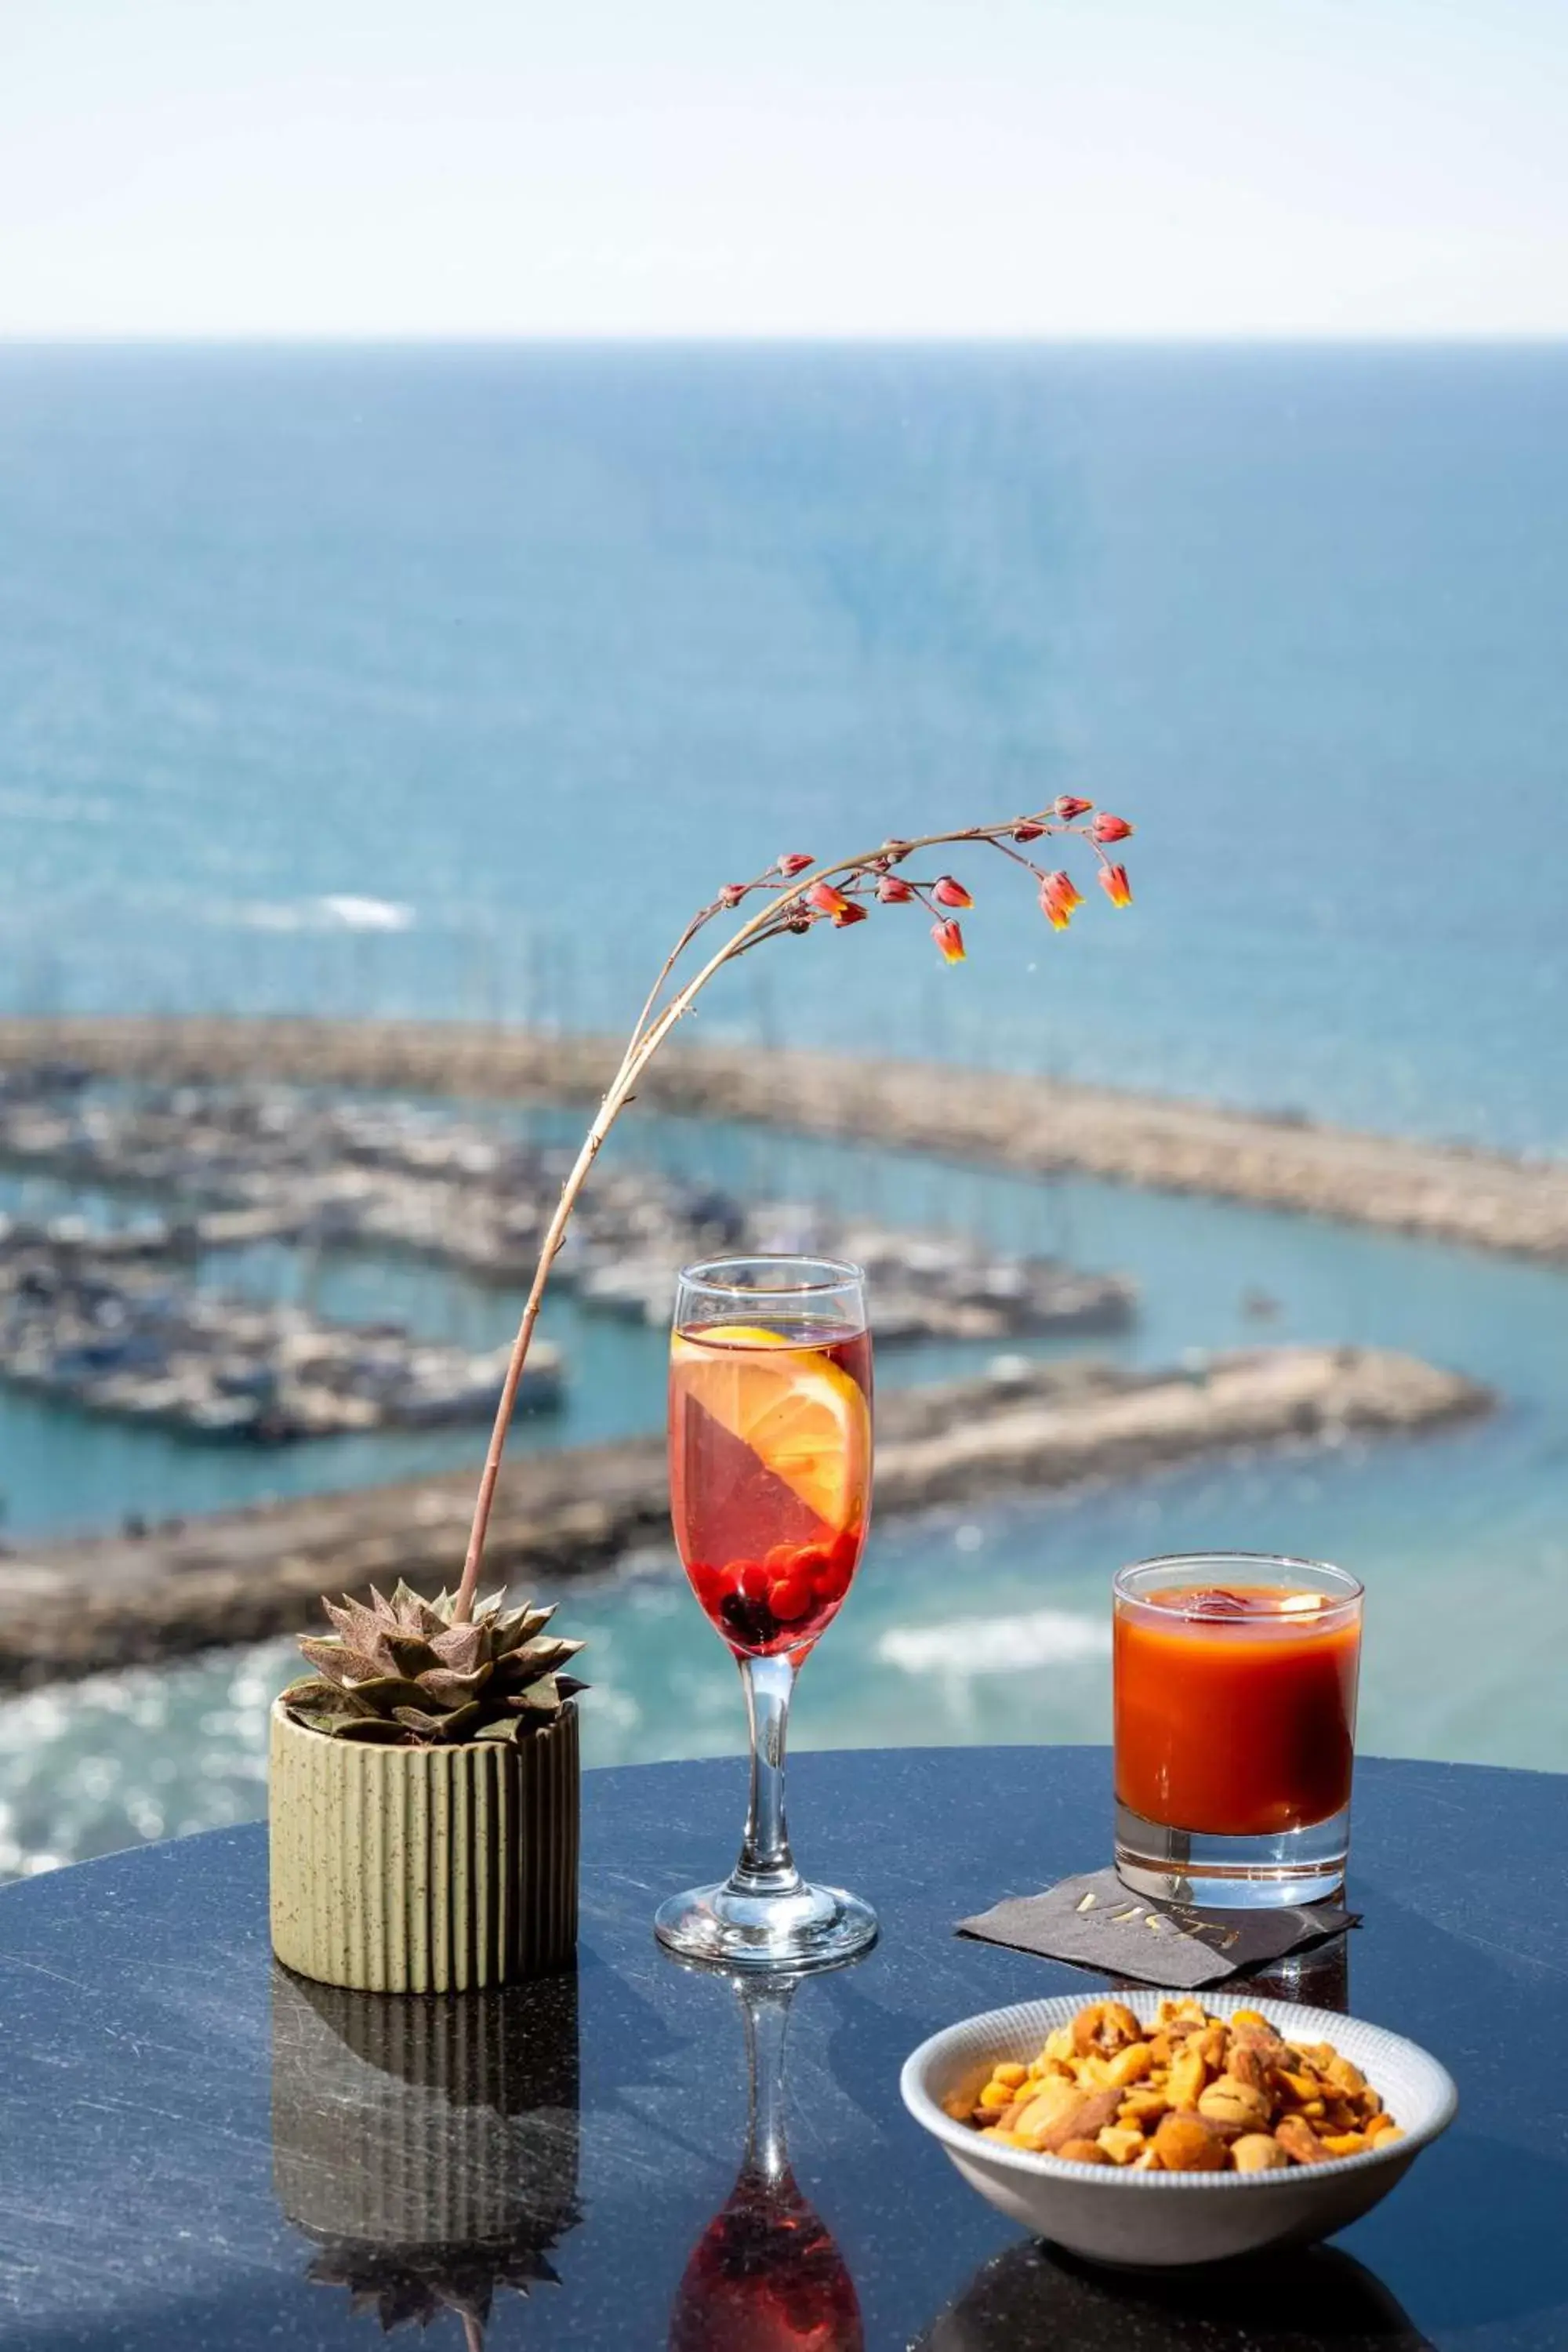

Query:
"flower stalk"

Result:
[[452, 798, 1135, 1619]]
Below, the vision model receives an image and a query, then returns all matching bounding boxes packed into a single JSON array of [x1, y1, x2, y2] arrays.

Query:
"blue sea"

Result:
[[1, 344, 1564, 1142], [0, 345, 1563, 1872]]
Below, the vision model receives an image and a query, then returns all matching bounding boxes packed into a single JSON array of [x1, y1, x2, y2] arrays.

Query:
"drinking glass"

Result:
[[1113, 1552, 1363, 1908], [655, 1255, 878, 1970]]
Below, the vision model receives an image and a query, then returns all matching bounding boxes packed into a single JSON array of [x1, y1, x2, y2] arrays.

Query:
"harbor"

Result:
[[0, 1067, 1135, 1446], [0, 1218, 560, 1441]]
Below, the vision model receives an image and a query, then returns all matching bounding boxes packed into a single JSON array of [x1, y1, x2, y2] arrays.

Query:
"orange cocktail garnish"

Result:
[[1113, 1584, 1360, 1838], [669, 1321, 872, 1657]]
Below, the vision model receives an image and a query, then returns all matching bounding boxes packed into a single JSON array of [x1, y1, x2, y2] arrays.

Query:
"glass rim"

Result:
[[677, 1252, 866, 1299], [1113, 1548, 1363, 1616]]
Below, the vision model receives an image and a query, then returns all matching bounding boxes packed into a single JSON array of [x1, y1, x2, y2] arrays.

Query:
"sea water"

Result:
[[0, 346, 1563, 1870]]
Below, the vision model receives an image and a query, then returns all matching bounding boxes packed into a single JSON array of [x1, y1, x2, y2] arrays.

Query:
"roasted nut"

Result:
[[993, 2062, 1029, 2090], [1198, 2076, 1274, 2135], [1231, 2132, 1290, 2172], [1225, 2041, 1268, 2092], [1073, 2000, 1144, 2057], [1229, 2020, 1290, 2074], [1012, 2077, 1083, 2144], [1042, 2024, 1076, 2067], [1097, 2124, 1147, 2165], [1153, 2114, 1229, 2172], [1037, 2089, 1122, 2154], [1083, 2041, 1155, 2092], [1058, 2136, 1112, 2164], [1320, 2132, 1370, 2158], [1156, 1998, 1207, 2031], [1276, 2114, 1332, 2166], [1167, 2044, 1208, 2111], [1119, 2086, 1170, 2126]]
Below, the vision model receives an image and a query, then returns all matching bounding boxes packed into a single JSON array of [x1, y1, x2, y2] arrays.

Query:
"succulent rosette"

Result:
[[281, 1582, 586, 1748]]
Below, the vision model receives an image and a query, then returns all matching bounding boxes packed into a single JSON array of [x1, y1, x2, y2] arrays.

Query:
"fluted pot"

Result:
[[269, 1698, 579, 1992]]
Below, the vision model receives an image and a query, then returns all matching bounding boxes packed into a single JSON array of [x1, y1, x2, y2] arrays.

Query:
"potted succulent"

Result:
[[270, 1584, 584, 1991], [268, 799, 1134, 1992]]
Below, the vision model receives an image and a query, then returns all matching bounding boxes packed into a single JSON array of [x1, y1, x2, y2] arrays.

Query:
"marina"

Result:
[[0, 1070, 1137, 1425], [0, 1219, 559, 1441]]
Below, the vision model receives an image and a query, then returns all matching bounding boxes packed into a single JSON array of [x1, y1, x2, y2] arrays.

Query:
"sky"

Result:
[[3, 0, 1566, 340]]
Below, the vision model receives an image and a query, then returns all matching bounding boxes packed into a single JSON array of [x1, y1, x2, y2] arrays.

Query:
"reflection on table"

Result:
[[269, 1963, 582, 2344], [920, 2238, 1433, 2351], [669, 1970, 863, 2352]]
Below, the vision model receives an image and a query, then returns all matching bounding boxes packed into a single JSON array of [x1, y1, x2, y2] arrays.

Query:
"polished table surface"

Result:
[[0, 1745, 1564, 2350]]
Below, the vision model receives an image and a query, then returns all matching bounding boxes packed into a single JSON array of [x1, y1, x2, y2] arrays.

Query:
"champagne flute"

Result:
[[655, 1255, 877, 1971]]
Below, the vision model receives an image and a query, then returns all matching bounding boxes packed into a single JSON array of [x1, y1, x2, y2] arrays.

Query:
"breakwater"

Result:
[[0, 1017, 1563, 1261], [0, 1345, 1487, 1689]]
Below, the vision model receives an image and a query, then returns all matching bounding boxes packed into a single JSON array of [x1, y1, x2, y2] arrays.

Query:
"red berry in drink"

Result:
[[828, 1526, 861, 1576], [770, 1577, 813, 1621], [739, 1560, 771, 1602]]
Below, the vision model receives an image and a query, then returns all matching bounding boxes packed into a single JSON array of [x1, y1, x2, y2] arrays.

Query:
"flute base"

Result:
[[655, 1878, 878, 1973], [1114, 1800, 1350, 1911]]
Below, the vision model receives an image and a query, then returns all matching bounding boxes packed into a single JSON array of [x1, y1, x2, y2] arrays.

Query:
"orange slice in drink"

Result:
[[670, 1323, 869, 1534]]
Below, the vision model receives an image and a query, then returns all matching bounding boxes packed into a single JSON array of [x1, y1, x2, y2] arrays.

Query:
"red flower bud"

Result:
[[932, 875, 973, 909], [835, 899, 868, 926], [1054, 794, 1094, 822], [931, 918, 967, 964], [719, 884, 746, 908], [806, 880, 852, 919], [877, 874, 915, 902], [1038, 869, 1083, 931], [1012, 821, 1045, 843], [777, 852, 815, 876], [1098, 862, 1133, 909], [1090, 812, 1133, 844]]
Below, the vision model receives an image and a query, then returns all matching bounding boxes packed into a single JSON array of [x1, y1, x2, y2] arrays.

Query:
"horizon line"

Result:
[[2, 329, 1567, 352]]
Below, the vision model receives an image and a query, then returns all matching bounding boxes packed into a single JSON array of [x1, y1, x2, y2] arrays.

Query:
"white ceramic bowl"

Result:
[[901, 1989, 1457, 2269]]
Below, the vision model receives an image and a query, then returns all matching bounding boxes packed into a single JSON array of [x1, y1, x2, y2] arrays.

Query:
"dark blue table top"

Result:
[[0, 1745, 1563, 2350]]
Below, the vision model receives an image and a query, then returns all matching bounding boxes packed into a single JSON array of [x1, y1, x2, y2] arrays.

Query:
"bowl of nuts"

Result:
[[901, 1991, 1457, 2268]]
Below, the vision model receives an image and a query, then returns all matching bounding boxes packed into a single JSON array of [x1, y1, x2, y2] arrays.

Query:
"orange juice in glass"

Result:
[[655, 1256, 877, 1971], [1113, 1552, 1363, 1908]]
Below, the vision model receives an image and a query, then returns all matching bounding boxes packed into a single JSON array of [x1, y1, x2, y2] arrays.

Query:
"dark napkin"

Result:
[[957, 1867, 1358, 1988]]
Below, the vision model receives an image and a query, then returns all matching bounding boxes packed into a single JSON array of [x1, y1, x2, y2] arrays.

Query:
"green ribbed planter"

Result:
[[268, 1697, 579, 1992]]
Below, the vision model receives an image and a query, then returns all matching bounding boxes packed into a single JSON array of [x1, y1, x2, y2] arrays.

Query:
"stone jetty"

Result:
[[0, 1016, 1562, 1261], [0, 1345, 1489, 1689]]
